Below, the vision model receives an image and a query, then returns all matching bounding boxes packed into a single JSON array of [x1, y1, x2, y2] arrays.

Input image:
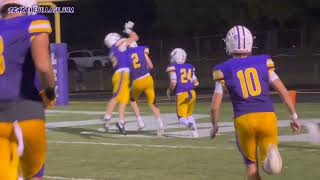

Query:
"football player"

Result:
[[126, 41, 164, 136], [210, 25, 301, 180], [166, 48, 199, 138], [0, 0, 55, 179], [103, 21, 139, 135]]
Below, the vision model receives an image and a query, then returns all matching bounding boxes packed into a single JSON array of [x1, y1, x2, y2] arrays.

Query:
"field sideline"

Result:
[[44, 98, 320, 180]]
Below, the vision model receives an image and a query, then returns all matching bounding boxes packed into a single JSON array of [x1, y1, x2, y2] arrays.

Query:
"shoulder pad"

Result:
[[212, 64, 225, 81], [28, 15, 52, 34], [266, 58, 275, 71]]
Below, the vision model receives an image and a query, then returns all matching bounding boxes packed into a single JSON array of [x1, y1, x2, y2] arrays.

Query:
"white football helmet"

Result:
[[170, 48, 187, 64], [0, 0, 37, 16], [104, 33, 121, 48], [225, 25, 253, 55]]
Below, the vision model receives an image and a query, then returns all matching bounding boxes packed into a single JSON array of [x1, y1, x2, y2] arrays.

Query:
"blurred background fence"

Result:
[[68, 28, 320, 93]]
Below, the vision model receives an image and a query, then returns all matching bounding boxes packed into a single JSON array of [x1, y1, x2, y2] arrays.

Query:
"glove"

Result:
[[290, 113, 300, 132], [125, 21, 134, 29], [166, 88, 171, 100], [123, 21, 135, 35], [39, 87, 56, 109], [210, 125, 219, 139]]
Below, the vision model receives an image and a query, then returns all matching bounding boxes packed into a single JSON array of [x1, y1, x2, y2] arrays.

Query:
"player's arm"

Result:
[[144, 48, 154, 70], [31, 33, 56, 107], [267, 58, 300, 132], [166, 66, 177, 99], [192, 67, 199, 88], [269, 71, 300, 132], [117, 21, 140, 51], [110, 55, 118, 68], [116, 31, 139, 52], [210, 68, 226, 139], [210, 81, 224, 139]]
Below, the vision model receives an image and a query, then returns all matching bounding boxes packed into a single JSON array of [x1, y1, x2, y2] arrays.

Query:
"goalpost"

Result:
[[37, 0, 75, 106]]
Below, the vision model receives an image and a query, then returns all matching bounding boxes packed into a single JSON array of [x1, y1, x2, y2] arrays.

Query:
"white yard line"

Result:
[[46, 110, 132, 115], [48, 140, 235, 150], [44, 176, 95, 180]]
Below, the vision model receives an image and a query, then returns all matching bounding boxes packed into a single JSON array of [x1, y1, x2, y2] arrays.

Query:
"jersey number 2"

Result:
[[180, 68, 192, 83], [131, 53, 141, 69], [237, 68, 261, 98], [0, 36, 5, 75]]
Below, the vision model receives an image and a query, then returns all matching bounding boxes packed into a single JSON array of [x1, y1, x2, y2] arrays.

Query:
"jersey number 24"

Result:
[[237, 67, 262, 98], [180, 68, 192, 84], [0, 36, 5, 75]]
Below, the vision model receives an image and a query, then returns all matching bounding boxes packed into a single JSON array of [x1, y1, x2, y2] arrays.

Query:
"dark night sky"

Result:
[[52, 0, 320, 50]]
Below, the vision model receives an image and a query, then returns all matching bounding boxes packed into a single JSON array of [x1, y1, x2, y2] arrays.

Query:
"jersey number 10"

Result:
[[237, 67, 262, 98], [0, 36, 5, 75]]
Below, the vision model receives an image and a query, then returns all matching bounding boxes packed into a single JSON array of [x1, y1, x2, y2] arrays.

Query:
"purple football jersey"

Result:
[[168, 63, 195, 95], [127, 46, 150, 80], [111, 45, 130, 70], [0, 15, 52, 101], [213, 55, 275, 118]]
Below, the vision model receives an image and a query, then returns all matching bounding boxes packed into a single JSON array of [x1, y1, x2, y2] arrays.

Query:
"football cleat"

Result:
[[137, 118, 145, 131], [188, 122, 199, 138], [191, 129, 199, 138], [263, 144, 282, 174], [157, 128, 165, 137], [115, 122, 126, 135], [103, 118, 111, 132], [137, 124, 145, 131]]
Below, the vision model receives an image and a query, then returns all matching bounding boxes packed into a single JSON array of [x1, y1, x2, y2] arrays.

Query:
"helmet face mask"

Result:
[[170, 48, 187, 64], [225, 25, 253, 56], [104, 33, 121, 48]]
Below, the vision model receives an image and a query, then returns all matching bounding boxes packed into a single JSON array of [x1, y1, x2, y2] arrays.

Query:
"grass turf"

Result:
[[44, 101, 320, 180]]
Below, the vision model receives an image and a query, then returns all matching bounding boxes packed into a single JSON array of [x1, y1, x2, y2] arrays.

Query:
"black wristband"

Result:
[[45, 87, 56, 100]]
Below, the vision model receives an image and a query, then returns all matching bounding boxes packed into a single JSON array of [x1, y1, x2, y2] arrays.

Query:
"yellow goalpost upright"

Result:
[[37, 0, 75, 106]]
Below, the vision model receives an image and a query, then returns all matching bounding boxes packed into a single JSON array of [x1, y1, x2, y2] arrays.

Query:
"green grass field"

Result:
[[44, 100, 320, 180]]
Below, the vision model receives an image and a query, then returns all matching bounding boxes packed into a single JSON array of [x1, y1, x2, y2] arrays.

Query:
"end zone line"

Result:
[[48, 140, 235, 150], [44, 176, 95, 180]]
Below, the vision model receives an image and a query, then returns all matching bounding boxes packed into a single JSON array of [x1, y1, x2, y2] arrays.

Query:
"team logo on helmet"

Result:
[[225, 25, 253, 55], [170, 48, 187, 64]]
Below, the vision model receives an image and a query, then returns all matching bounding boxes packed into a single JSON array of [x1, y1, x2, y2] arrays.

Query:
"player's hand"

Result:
[[39, 88, 56, 109], [166, 88, 171, 100], [210, 125, 219, 139], [123, 21, 135, 35], [125, 21, 135, 29], [290, 113, 301, 133]]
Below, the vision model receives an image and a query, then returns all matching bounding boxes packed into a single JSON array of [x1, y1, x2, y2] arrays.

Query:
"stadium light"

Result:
[[37, 0, 75, 43]]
